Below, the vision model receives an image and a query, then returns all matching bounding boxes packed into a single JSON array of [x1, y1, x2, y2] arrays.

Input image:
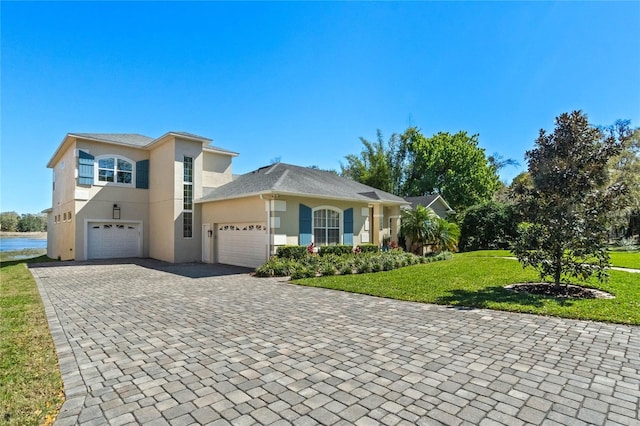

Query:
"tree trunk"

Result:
[[553, 247, 562, 287]]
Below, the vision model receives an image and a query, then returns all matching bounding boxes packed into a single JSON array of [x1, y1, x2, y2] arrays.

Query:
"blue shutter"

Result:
[[78, 150, 94, 186], [136, 160, 149, 189], [343, 208, 354, 245], [299, 204, 312, 245]]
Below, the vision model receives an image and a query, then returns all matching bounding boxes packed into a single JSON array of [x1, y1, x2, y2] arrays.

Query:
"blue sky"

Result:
[[2, 1, 639, 215]]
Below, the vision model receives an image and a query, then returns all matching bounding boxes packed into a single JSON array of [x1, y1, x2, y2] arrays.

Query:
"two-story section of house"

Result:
[[45, 132, 237, 262]]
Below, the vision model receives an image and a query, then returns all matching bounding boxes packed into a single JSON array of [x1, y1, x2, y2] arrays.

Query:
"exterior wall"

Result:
[[429, 199, 451, 218], [47, 133, 235, 263], [268, 196, 400, 249], [74, 139, 151, 260], [48, 141, 77, 260], [202, 151, 233, 188], [173, 138, 205, 263], [149, 138, 177, 262], [74, 187, 149, 260], [200, 196, 267, 263]]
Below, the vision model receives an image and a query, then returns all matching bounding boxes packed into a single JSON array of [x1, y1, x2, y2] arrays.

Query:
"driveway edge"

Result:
[[32, 268, 87, 426]]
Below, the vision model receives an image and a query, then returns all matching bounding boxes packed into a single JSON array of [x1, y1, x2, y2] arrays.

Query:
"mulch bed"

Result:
[[505, 283, 615, 299]]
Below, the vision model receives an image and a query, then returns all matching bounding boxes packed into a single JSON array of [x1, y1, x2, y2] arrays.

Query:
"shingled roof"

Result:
[[199, 163, 408, 204], [69, 133, 155, 147]]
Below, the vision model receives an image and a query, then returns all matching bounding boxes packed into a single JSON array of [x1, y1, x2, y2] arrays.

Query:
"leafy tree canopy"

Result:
[[341, 130, 403, 194], [512, 111, 628, 286], [401, 128, 501, 211], [342, 127, 503, 212], [607, 126, 640, 236]]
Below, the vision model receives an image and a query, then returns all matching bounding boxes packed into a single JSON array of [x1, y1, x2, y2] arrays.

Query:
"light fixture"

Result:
[[113, 204, 121, 220]]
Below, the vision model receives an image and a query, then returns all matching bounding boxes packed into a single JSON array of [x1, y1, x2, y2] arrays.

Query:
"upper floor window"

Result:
[[313, 208, 340, 245], [95, 155, 135, 186], [183, 156, 193, 238]]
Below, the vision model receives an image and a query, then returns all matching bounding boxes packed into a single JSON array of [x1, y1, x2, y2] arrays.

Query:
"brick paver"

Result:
[[31, 259, 640, 425]]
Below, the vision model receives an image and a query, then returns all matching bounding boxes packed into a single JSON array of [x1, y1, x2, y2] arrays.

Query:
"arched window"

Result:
[[313, 207, 341, 245], [95, 155, 135, 186]]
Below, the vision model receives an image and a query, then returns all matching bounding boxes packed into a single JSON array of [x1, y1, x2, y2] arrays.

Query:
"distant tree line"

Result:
[[0, 211, 47, 232]]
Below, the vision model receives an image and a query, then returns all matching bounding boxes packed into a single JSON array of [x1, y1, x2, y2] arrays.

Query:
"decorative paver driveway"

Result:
[[31, 260, 640, 426]]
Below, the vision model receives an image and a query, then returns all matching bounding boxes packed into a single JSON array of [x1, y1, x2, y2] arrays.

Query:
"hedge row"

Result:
[[255, 251, 453, 279], [275, 244, 380, 259]]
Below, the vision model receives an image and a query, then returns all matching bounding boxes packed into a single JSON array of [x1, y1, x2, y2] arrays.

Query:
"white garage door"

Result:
[[216, 223, 267, 268], [88, 223, 141, 259]]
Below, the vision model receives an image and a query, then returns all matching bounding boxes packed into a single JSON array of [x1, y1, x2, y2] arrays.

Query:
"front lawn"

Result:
[[609, 251, 640, 269], [455, 249, 640, 269], [0, 256, 63, 425], [293, 253, 640, 325]]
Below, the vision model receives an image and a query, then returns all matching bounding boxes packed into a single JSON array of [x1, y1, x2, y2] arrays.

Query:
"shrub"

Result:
[[276, 245, 308, 260], [255, 248, 452, 278], [319, 262, 337, 276], [255, 257, 297, 277], [319, 245, 353, 256], [291, 266, 316, 279], [459, 201, 518, 252], [357, 244, 380, 253]]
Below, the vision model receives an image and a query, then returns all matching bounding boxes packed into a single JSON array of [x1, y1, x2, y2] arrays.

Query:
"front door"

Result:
[[202, 224, 212, 263]]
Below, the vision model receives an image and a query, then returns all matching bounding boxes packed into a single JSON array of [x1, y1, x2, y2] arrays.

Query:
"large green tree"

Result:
[[512, 111, 627, 287], [400, 128, 501, 211], [607, 126, 640, 237], [0, 211, 19, 231], [341, 130, 404, 194], [17, 213, 47, 232]]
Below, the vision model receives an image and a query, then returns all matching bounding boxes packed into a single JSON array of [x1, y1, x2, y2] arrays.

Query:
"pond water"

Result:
[[0, 237, 47, 252]]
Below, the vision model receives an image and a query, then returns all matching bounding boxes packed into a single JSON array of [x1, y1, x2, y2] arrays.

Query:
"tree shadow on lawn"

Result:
[[435, 285, 578, 310]]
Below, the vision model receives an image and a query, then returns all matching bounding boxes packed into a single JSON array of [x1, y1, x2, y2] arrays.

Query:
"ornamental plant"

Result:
[[511, 111, 629, 287]]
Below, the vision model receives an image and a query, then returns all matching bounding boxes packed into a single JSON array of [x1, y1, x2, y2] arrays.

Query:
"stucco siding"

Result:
[[201, 197, 266, 263], [149, 139, 176, 262], [270, 196, 374, 247], [48, 142, 77, 260], [202, 151, 233, 188]]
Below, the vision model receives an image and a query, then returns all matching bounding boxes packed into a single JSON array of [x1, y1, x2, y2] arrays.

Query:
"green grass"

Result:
[[609, 251, 640, 269], [0, 249, 47, 263], [457, 249, 639, 269], [1, 255, 63, 425], [293, 253, 640, 325]]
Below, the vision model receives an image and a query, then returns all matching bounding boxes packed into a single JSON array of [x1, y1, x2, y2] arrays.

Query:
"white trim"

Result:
[[93, 154, 136, 187], [83, 219, 143, 261]]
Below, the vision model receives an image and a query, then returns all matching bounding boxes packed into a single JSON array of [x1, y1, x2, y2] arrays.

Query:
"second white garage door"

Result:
[[216, 223, 267, 268]]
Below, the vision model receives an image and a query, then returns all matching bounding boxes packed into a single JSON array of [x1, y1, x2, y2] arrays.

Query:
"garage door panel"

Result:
[[216, 223, 266, 268], [88, 222, 141, 259]]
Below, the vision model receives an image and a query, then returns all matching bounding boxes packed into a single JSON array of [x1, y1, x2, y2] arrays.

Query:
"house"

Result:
[[404, 195, 454, 218], [45, 132, 408, 267]]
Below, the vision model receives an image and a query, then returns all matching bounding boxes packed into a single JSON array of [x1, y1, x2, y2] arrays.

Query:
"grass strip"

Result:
[[293, 254, 640, 325], [0, 255, 63, 425]]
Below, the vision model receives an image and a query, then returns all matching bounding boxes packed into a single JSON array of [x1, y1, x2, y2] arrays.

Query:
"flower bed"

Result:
[[255, 248, 452, 279]]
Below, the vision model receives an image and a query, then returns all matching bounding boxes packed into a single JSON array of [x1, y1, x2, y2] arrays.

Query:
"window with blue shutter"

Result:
[[78, 150, 94, 186], [136, 160, 149, 189], [343, 208, 353, 245], [299, 204, 312, 245]]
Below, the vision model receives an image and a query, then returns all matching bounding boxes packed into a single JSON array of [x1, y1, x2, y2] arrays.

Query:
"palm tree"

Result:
[[400, 205, 439, 254], [432, 218, 461, 252]]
